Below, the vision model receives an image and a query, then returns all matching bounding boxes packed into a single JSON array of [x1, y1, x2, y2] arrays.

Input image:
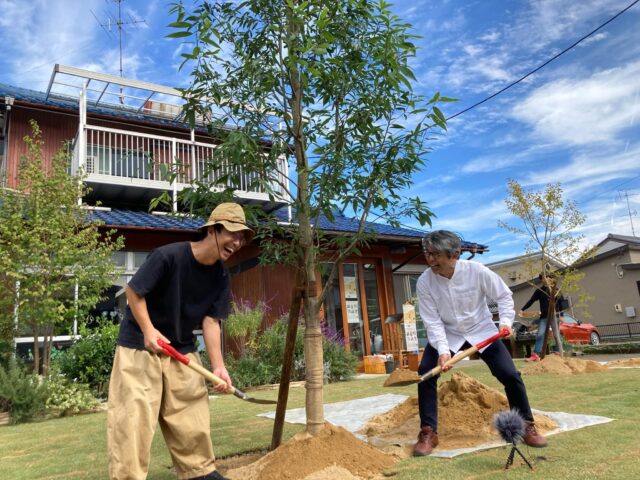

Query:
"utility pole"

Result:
[[91, 0, 146, 103]]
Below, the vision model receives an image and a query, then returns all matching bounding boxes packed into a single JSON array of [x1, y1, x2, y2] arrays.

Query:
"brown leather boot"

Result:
[[523, 421, 547, 448], [413, 426, 439, 456]]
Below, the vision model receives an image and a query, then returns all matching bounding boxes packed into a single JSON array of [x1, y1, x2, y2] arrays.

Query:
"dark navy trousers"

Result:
[[417, 339, 533, 431]]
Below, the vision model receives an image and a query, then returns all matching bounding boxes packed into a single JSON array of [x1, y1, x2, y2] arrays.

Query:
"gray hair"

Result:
[[421, 230, 462, 258]]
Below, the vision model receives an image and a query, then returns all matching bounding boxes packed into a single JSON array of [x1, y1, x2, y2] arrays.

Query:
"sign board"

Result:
[[343, 276, 358, 299], [402, 303, 419, 351], [403, 322, 419, 351], [346, 299, 360, 324], [402, 303, 416, 323]]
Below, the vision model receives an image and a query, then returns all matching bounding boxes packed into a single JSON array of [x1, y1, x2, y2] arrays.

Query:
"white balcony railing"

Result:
[[70, 84, 289, 210]]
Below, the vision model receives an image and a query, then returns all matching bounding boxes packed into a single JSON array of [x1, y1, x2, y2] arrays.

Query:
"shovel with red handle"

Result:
[[157, 339, 277, 405], [387, 329, 511, 387]]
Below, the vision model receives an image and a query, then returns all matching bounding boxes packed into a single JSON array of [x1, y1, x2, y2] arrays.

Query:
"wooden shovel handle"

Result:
[[418, 329, 510, 383], [157, 340, 249, 400]]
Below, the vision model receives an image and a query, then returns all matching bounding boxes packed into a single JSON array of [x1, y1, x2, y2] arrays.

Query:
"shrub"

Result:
[[576, 342, 640, 355], [225, 299, 266, 356], [215, 315, 357, 389], [44, 372, 99, 417], [0, 358, 48, 424], [323, 337, 358, 383], [57, 318, 119, 398], [223, 355, 280, 390]]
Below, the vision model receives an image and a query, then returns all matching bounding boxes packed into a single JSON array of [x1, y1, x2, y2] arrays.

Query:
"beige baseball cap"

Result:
[[200, 202, 255, 242]]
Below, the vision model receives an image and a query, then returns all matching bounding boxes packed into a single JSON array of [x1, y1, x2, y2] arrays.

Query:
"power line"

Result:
[[446, 0, 640, 121], [588, 173, 640, 201]]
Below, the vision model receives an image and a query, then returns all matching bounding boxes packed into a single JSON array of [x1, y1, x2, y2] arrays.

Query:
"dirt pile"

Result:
[[361, 371, 556, 454], [607, 357, 640, 368], [383, 368, 420, 387], [301, 466, 362, 480], [522, 355, 609, 375], [224, 423, 394, 480]]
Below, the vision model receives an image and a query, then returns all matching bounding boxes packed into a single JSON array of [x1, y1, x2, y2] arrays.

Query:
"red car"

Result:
[[557, 314, 601, 345]]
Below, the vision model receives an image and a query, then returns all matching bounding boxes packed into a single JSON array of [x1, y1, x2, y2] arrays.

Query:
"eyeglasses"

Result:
[[424, 250, 446, 259]]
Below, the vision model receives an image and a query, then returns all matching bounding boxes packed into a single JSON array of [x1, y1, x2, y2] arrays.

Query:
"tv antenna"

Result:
[[619, 190, 637, 236], [91, 0, 146, 103]]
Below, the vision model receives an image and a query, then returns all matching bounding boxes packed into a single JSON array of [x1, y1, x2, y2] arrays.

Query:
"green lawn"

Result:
[[1, 360, 639, 479]]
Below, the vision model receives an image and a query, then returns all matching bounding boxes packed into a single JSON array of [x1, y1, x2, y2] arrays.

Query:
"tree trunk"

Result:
[[285, 0, 325, 436], [303, 294, 324, 435], [31, 324, 40, 374], [541, 284, 564, 358]]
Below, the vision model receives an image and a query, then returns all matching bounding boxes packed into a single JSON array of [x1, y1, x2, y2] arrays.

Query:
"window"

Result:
[[134, 252, 149, 268], [112, 251, 126, 267], [87, 144, 151, 179]]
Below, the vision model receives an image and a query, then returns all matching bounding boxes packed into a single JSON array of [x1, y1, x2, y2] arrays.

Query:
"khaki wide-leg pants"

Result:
[[107, 346, 216, 480]]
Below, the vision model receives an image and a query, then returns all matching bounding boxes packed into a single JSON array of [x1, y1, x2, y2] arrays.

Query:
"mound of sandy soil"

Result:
[[607, 357, 640, 367], [301, 466, 363, 480], [361, 371, 556, 455], [225, 423, 394, 480], [522, 355, 609, 375], [383, 368, 420, 387]]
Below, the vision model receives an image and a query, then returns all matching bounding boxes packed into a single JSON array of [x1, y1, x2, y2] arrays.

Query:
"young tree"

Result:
[[168, 0, 448, 438], [0, 121, 124, 374], [499, 180, 594, 357]]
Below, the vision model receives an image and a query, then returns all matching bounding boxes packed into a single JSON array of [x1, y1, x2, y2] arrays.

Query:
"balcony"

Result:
[[71, 123, 289, 209], [47, 64, 289, 210]]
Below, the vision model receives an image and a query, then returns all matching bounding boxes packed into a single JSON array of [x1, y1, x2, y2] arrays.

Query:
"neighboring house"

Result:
[[486, 252, 565, 287], [1, 64, 489, 359], [505, 234, 640, 339]]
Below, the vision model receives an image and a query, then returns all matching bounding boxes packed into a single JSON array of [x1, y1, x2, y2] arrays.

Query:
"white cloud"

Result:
[[431, 199, 510, 233], [514, 0, 630, 52], [0, 0, 107, 88], [522, 142, 640, 188], [512, 62, 640, 145], [577, 32, 609, 47]]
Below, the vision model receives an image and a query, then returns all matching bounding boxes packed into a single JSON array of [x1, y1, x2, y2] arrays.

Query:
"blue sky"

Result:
[[1, 0, 639, 262]]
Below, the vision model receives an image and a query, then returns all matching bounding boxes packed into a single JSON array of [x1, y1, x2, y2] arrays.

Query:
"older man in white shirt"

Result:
[[412, 230, 547, 456]]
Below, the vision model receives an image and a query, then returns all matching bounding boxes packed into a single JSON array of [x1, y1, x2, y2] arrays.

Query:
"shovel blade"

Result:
[[385, 378, 422, 387], [232, 387, 277, 405], [245, 397, 278, 405]]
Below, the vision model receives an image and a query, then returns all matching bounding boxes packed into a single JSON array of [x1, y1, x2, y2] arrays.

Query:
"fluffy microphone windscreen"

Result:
[[493, 410, 526, 444]]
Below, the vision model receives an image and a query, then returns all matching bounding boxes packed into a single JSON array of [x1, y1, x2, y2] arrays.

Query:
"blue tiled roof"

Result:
[[0, 83, 206, 133], [90, 209, 203, 230], [90, 208, 487, 251]]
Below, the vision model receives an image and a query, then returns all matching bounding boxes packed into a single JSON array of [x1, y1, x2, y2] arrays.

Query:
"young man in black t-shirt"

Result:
[[107, 203, 254, 480]]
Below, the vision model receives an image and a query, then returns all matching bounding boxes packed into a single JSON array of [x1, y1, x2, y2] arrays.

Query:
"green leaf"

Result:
[[166, 31, 192, 38], [168, 21, 192, 29]]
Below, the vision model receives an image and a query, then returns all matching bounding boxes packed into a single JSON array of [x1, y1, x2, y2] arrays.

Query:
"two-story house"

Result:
[[1, 64, 488, 359]]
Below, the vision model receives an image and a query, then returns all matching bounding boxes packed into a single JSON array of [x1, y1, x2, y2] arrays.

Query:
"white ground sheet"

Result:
[[258, 394, 614, 458]]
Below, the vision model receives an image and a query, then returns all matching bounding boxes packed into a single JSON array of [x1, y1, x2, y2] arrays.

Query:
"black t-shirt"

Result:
[[118, 242, 230, 354]]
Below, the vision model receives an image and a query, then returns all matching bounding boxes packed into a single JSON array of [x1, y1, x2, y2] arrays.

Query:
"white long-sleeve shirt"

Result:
[[416, 259, 514, 356]]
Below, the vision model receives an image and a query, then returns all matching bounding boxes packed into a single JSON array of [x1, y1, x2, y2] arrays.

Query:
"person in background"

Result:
[[519, 274, 565, 362], [413, 230, 547, 456], [107, 203, 254, 480]]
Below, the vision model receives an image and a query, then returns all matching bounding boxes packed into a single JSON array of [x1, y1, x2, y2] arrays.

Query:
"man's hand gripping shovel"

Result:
[[157, 339, 277, 405], [386, 329, 511, 387]]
